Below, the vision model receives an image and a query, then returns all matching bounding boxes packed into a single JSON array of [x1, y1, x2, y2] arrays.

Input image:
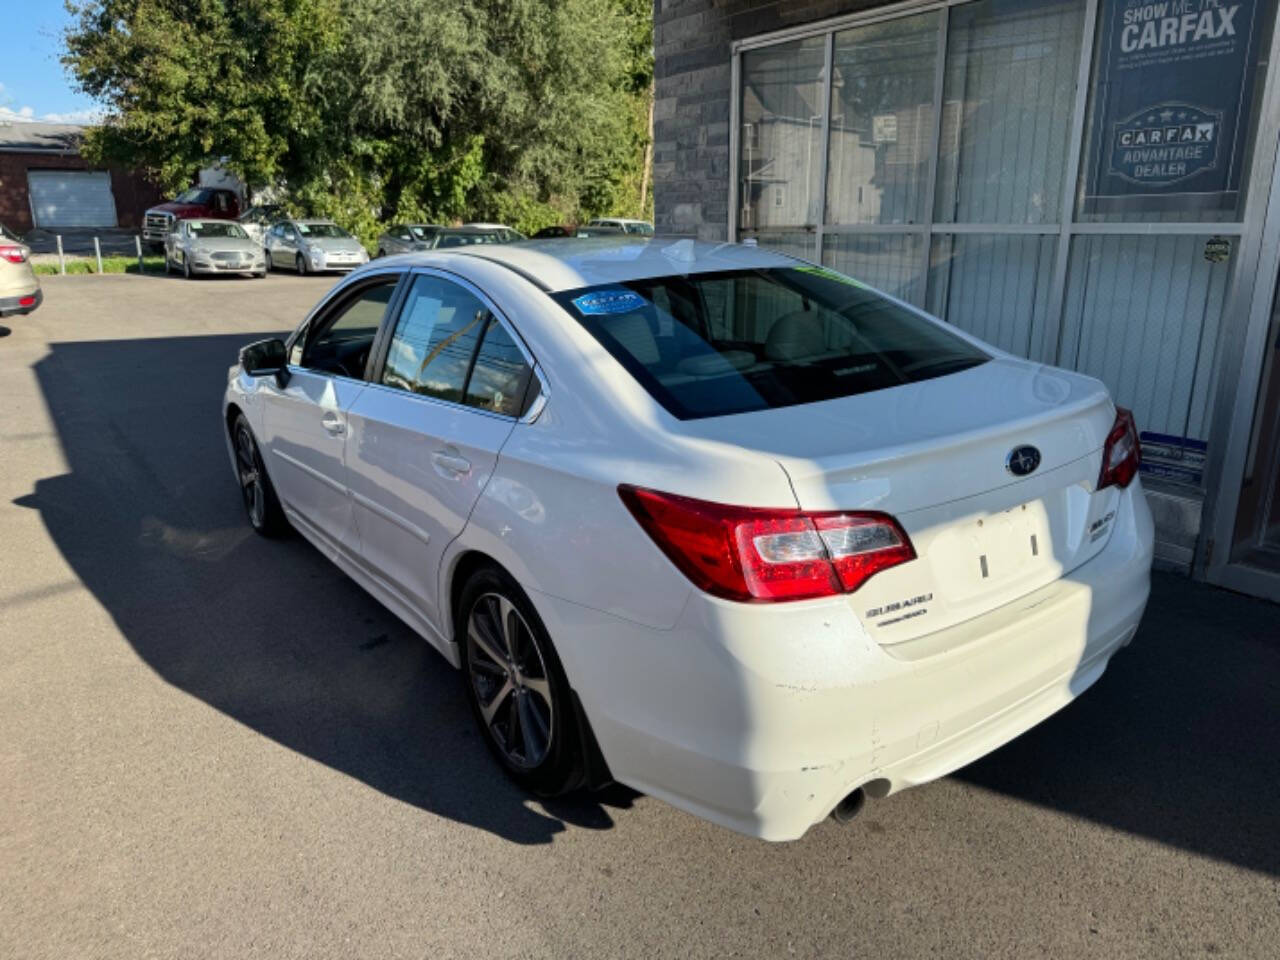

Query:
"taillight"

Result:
[[0, 245, 28, 264], [618, 485, 915, 603], [1098, 407, 1141, 490]]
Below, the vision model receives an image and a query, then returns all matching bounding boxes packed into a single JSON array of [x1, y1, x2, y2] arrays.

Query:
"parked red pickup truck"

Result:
[[142, 187, 241, 248]]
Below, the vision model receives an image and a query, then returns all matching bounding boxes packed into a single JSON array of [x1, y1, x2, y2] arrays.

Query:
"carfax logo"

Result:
[[1108, 101, 1221, 187]]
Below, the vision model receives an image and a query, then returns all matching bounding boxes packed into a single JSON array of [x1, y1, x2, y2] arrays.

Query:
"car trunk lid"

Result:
[[674, 357, 1122, 645]]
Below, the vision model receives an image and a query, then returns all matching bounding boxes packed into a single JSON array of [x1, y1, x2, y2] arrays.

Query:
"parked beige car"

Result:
[[0, 224, 41, 318]]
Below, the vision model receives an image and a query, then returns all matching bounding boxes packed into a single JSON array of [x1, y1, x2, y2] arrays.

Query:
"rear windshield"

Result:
[[553, 267, 989, 420]]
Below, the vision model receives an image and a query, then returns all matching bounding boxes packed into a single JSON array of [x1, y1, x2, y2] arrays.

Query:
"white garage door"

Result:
[[27, 170, 118, 228]]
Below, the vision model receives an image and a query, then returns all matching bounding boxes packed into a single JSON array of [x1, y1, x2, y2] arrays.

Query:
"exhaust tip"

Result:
[[830, 787, 866, 824]]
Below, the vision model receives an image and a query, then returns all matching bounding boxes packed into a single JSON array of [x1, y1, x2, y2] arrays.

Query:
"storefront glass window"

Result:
[[934, 0, 1086, 224], [1060, 234, 1232, 445], [738, 36, 828, 232], [822, 233, 927, 304], [825, 13, 940, 226], [927, 234, 1058, 356]]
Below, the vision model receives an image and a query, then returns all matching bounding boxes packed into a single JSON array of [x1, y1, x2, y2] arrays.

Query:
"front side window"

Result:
[[381, 276, 492, 401], [302, 279, 399, 379], [553, 267, 988, 420]]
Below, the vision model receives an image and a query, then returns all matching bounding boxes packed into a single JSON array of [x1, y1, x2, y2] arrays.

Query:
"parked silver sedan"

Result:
[[375, 224, 443, 257], [165, 219, 266, 279], [265, 219, 369, 275]]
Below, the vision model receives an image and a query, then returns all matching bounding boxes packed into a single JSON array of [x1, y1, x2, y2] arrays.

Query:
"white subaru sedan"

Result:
[[223, 237, 1153, 840]]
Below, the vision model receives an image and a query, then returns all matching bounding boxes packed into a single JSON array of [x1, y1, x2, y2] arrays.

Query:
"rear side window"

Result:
[[552, 267, 988, 420], [466, 317, 533, 416]]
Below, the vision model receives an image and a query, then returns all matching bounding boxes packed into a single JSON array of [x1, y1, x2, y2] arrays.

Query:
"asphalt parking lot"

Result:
[[2, 274, 1278, 959]]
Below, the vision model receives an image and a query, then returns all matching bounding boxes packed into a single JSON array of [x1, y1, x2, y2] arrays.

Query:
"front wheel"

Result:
[[295, 253, 308, 276], [232, 414, 288, 537], [182, 257, 193, 280], [458, 566, 585, 796]]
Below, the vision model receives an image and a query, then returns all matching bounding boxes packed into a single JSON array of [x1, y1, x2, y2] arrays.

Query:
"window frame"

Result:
[[365, 266, 548, 423]]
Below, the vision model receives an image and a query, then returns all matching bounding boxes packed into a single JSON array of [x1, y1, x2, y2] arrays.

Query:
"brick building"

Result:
[[0, 120, 163, 233]]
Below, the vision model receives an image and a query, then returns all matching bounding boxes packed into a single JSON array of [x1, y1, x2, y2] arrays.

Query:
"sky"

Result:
[[2, 0, 102, 124]]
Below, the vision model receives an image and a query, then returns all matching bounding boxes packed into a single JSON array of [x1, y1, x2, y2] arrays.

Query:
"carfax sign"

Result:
[[1083, 0, 1265, 213]]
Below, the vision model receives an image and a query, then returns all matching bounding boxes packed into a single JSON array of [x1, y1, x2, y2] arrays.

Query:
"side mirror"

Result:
[[239, 338, 290, 387]]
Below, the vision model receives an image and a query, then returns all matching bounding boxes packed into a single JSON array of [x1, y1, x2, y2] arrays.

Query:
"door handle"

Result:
[[321, 413, 345, 436], [432, 449, 471, 475]]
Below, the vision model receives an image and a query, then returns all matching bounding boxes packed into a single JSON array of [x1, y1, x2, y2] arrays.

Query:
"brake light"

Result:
[[19, 295, 36, 307], [1098, 407, 1141, 490], [0, 245, 28, 264], [618, 485, 915, 602]]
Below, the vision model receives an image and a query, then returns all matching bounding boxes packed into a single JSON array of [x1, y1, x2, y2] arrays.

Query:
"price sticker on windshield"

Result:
[[572, 289, 649, 316]]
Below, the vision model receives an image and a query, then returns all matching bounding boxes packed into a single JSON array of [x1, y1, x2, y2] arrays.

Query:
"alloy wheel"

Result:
[[466, 592, 554, 769], [234, 424, 266, 529]]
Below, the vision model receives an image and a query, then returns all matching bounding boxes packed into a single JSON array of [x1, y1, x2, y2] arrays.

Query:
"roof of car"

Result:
[[447, 236, 797, 292]]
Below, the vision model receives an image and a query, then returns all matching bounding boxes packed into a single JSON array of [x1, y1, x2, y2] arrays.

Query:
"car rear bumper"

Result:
[[0, 286, 42, 317], [535, 481, 1154, 841]]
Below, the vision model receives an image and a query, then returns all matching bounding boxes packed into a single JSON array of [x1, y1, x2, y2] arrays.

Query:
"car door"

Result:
[[259, 273, 403, 557], [344, 270, 538, 633], [164, 222, 180, 263], [265, 223, 282, 267], [271, 223, 295, 268]]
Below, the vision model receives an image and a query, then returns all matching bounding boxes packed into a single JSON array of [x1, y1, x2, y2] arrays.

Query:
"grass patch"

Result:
[[34, 255, 169, 276]]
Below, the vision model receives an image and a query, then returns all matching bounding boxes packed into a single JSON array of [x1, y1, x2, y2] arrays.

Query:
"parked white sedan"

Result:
[[223, 238, 1153, 840]]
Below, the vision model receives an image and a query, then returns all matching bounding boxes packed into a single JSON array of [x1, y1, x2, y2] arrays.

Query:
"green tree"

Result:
[[63, 0, 655, 237], [64, 0, 346, 192]]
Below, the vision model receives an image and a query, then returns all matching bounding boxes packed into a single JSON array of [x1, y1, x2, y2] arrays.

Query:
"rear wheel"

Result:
[[458, 566, 584, 796], [232, 413, 287, 537]]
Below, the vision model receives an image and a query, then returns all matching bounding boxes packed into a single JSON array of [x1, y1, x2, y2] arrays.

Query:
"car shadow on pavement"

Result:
[[954, 570, 1280, 876], [16, 333, 631, 845]]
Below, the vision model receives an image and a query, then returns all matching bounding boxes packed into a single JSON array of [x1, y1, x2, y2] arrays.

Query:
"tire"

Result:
[[458, 566, 585, 796], [254, 270, 266, 279], [376, 248, 385, 259], [164, 256, 173, 275], [295, 253, 308, 276], [231, 413, 288, 537], [182, 257, 193, 280]]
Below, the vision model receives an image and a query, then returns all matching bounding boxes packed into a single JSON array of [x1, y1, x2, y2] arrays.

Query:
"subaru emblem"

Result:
[[1006, 445, 1041, 477]]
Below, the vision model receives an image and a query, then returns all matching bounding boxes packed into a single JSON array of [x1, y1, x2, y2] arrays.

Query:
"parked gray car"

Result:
[[165, 219, 266, 279], [375, 223, 443, 257], [265, 219, 369, 274]]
